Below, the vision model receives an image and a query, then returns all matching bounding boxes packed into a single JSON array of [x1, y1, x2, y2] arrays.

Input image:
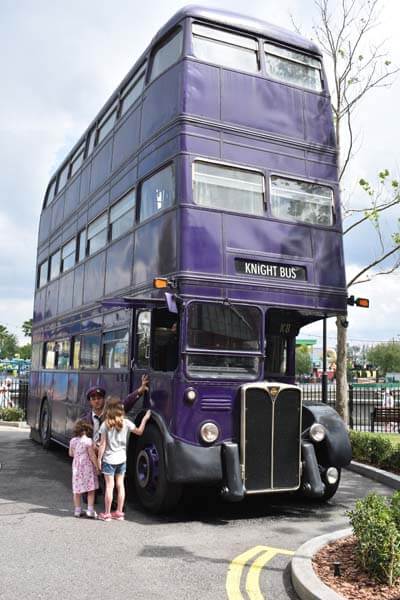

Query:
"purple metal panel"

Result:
[[73, 264, 84, 308], [44, 280, 59, 320], [58, 271, 74, 314], [182, 61, 220, 120], [64, 176, 80, 219], [180, 208, 223, 274], [304, 92, 336, 147], [133, 211, 177, 285], [112, 108, 141, 171], [51, 194, 65, 233], [90, 140, 112, 193], [222, 72, 304, 139], [223, 213, 313, 258], [83, 252, 106, 304], [105, 234, 134, 295], [110, 165, 138, 202], [88, 190, 109, 222], [38, 210, 52, 244], [138, 137, 180, 180], [223, 143, 306, 176], [79, 163, 91, 204], [141, 64, 182, 142], [312, 229, 346, 288], [33, 288, 45, 323]]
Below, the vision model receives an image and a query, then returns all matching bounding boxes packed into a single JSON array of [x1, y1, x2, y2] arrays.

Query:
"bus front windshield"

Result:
[[186, 302, 261, 379]]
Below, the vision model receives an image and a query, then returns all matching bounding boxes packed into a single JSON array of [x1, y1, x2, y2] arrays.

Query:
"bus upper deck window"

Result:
[[270, 175, 333, 226], [265, 43, 322, 92], [150, 28, 183, 82], [193, 161, 264, 216], [139, 164, 175, 222], [192, 23, 259, 73], [120, 68, 146, 116]]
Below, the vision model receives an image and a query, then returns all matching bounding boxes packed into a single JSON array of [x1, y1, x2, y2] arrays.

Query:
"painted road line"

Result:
[[246, 547, 294, 600], [226, 546, 295, 600], [226, 546, 267, 599]]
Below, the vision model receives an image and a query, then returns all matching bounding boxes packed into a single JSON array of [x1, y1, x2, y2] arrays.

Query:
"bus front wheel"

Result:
[[133, 424, 182, 513], [39, 400, 52, 449]]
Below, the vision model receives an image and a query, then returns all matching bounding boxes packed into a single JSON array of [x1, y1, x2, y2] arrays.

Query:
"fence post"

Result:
[[348, 384, 353, 429]]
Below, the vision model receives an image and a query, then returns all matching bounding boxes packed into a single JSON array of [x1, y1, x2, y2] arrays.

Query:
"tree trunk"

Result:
[[335, 316, 349, 424]]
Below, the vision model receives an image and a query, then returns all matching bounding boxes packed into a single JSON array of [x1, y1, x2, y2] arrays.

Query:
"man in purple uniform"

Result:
[[83, 374, 149, 443]]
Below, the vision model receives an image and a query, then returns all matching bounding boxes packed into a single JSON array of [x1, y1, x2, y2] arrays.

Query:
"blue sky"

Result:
[[1, 0, 399, 346]]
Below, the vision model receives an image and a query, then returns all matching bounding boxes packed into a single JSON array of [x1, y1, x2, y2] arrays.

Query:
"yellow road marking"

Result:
[[226, 546, 295, 600], [226, 546, 266, 599]]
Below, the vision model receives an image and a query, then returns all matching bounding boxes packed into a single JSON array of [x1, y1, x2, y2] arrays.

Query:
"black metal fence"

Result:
[[2, 377, 400, 432], [0, 377, 29, 417], [300, 383, 400, 432]]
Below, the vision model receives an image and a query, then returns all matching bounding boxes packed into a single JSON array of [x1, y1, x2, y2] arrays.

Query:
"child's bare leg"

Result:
[[115, 474, 125, 513], [73, 493, 81, 509], [104, 475, 114, 514], [87, 490, 95, 508]]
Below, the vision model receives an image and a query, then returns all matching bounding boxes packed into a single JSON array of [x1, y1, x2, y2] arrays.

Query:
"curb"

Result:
[[0, 421, 29, 430], [291, 528, 352, 600], [346, 460, 400, 489]]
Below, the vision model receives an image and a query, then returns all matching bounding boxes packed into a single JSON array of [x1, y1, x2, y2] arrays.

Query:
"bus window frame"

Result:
[[138, 162, 176, 223], [267, 171, 336, 228], [191, 21, 261, 75], [148, 26, 184, 84], [101, 328, 130, 370], [135, 310, 151, 369], [191, 157, 266, 217], [264, 41, 324, 93]]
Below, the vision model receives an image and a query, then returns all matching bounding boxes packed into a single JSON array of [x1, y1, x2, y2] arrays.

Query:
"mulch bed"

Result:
[[313, 535, 400, 600]]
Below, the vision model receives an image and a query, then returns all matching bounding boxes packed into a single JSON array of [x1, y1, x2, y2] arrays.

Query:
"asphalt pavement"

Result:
[[0, 427, 394, 600]]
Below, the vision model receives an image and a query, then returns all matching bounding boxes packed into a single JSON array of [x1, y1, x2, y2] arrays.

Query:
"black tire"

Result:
[[39, 399, 52, 449], [132, 423, 182, 514], [321, 467, 341, 501]]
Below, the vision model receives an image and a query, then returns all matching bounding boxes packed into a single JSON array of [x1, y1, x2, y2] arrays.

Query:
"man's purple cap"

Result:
[[86, 385, 106, 400]]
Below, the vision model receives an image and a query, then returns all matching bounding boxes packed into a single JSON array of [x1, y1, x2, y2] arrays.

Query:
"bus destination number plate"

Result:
[[235, 258, 307, 281]]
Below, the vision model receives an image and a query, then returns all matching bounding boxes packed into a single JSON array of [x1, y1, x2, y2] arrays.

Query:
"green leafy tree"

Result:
[[295, 346, 313, 376], [17, 343, 32, 360], [21, 318, 32, 338], [0, 325, 18, 359], [367, 342, 400, 375]]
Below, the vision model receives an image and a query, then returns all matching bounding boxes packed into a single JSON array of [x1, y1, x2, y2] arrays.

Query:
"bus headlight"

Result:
[[200, 422, 219, 444], [309, 423, 326, 442], [326, 467, 339, 484]]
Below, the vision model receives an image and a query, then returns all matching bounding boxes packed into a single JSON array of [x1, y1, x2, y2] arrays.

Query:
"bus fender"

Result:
[[302, 402, 352, 467], [220, 442, 245, 502], [301, 441, 324, 497], [135, 410, 223, 484]]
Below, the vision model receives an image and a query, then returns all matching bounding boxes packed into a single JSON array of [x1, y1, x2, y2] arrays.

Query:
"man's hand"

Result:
[[138, 374, 149, 396]]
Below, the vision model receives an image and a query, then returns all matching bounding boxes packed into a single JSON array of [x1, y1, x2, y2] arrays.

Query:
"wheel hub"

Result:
[[136, 444, 159, 490]]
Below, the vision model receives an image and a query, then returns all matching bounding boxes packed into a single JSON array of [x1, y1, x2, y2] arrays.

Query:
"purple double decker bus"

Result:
[[28, 6, 351, 512]]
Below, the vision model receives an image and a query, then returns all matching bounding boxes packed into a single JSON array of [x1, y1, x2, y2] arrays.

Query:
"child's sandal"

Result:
[[98, 512, 112, 522], [111, 511, 125, 521]]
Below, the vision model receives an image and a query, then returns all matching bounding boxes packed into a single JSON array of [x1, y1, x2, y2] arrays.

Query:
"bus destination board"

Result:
[[235, 258, 307, 281]]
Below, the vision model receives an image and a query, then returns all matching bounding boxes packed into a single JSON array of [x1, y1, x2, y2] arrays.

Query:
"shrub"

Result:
[[348, 493, 400, 586], [349, 430, 400, 469], [0, 407, 25, 422]]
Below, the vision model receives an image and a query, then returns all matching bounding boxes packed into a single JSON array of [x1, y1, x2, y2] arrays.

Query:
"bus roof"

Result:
[[157, 5, 321, 56], [44, 5, 322, 202]]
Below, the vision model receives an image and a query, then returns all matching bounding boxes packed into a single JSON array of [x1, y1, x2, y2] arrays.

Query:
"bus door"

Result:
[[133, 308, 179, 418]]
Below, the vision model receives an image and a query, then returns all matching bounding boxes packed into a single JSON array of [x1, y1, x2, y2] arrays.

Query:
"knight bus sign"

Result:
[[28, 6, 351, 513]]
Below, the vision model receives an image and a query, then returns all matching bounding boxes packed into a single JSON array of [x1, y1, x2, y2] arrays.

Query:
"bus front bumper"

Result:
[[166, 439, 245, 501]]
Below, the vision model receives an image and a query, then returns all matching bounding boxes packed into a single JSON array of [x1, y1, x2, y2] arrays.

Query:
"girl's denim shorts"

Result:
[[101, 461, 126, 476]]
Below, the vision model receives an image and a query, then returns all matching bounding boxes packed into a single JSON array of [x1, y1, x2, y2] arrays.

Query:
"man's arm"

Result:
[[97, 434, 106, 470], [123, 374, 149, 413]]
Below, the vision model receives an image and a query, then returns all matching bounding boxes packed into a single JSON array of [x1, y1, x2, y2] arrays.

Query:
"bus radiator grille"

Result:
[[242, 386, 301, 493]]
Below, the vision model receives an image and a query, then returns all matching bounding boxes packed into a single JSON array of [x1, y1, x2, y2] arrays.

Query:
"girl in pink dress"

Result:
[[69, 420, 99, 518]]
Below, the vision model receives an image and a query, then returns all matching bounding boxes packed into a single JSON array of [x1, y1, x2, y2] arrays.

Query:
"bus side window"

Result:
[[136, 310, 151, 368]]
